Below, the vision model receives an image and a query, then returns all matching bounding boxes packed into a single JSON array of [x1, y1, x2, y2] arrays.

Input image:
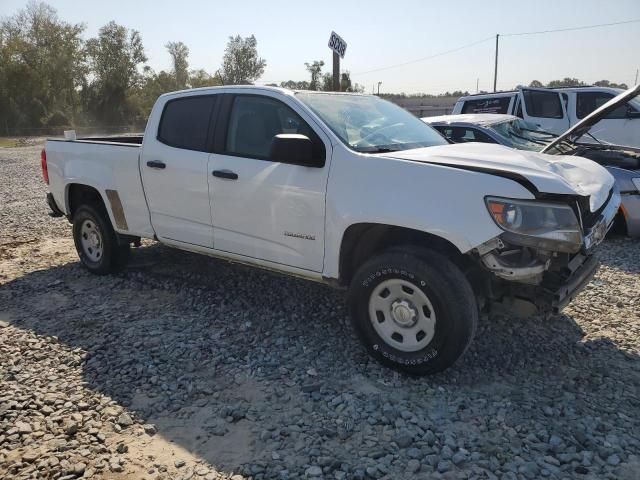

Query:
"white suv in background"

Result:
[[452, 86, 640, 147]]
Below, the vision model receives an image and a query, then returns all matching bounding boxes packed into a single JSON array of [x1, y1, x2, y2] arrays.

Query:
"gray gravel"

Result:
[[1, 142, 639, 479]]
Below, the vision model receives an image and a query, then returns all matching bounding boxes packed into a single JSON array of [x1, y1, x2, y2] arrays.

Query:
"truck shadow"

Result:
[[1, 242, 638, 477]]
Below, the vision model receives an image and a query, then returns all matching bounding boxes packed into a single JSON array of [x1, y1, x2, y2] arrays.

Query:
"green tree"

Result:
[[304, 60, 324, 90], [0, 1, 86, 133], [85, 21, 147, 125], [166, 41, 189, 89], [594, 79, 628, 89], [189, 69, 223, 88], [220, 35, 266, 85], [529, 80, 544, 88], [547, 77, 585, 88], [321, 72, 333, 91], [280, 80, 310, 90]]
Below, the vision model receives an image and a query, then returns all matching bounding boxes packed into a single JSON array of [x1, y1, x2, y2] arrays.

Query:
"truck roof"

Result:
[[457, 86, 624, 100], [159, 85, 375, 99]]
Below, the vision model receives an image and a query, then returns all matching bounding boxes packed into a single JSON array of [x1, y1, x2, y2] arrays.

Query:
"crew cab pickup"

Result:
[[42, 86, 620, 375]]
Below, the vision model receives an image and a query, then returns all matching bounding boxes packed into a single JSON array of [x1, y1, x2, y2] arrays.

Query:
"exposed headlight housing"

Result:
[[485, 197, 582, 253], [632, 178, 640, 193]]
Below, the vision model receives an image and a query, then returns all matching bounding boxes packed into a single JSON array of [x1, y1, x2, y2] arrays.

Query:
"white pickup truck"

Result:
[[42, 86, 620, 375]]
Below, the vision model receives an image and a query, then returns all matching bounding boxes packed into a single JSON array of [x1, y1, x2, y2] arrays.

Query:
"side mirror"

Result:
[[626, 107, 640, 119], [269, 134, 321, 167]]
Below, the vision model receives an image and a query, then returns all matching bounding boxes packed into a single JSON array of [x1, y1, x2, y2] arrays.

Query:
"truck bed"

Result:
[[49, 135, 144, 146], [45, 135, 154, 239]]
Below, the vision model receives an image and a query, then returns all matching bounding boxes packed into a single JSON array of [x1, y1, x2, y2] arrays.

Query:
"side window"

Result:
[[465, 128, 495, 143], [461, 97, 511, 114], [158, 96, 216, 151], [225, 95, 325, 162], [522, 90, 563, 119], [442, 127, 495, 143], [576, 92, 632, 119]]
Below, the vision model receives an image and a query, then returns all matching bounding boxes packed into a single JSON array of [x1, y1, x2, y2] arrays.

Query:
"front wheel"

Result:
[[349, 248, 478, 375]]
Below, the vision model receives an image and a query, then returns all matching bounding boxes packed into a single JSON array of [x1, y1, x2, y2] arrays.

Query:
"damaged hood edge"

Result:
[[382, 143, 615, 212]]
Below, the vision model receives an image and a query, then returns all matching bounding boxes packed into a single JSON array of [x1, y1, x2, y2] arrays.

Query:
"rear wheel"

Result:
[[349, 248, 477, 375], [72, 204, 130, 275]]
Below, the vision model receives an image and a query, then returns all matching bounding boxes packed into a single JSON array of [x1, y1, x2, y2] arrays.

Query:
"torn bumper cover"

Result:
[[547, 254, 599, 313]]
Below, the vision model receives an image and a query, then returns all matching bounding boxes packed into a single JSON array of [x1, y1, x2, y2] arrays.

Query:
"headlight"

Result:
[[632, 178, 640, 193], [485, 197, 582, 252]]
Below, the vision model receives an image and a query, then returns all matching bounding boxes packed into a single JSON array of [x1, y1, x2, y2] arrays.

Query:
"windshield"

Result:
[[296, 92, 447, 153], [490, 118, 556, 151]]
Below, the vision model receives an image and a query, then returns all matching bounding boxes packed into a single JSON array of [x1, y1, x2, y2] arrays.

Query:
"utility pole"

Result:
[[476, 78, 479, 93], [377, 81, 382, 95], [493, 34, 499, 92], [636, 68, 639, 86]]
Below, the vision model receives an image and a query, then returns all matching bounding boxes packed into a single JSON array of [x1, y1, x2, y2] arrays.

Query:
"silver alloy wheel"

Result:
[[368, 278, 437, 352], [80, 219, 103, 262]]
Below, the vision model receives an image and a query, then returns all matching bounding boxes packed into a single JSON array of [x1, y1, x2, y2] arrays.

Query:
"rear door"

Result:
[[208, 92, 331, 271], [140, 94, 217, 247], [519, 88, 570, 134]]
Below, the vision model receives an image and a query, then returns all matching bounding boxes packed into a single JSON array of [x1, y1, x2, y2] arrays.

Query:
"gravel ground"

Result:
[[1, 142, 639, 480]]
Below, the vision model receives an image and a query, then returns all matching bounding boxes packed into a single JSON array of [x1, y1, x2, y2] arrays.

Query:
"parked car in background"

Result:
[[42, 86, 619, 375], [452, 86, 640, 147], [422, 113, 555, 151], [427, 85, 640, 237]]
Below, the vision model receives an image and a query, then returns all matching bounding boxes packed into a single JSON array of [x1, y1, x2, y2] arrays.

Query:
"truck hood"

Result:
[[542, 84, 640, 153], [382, 142, 614, 212]]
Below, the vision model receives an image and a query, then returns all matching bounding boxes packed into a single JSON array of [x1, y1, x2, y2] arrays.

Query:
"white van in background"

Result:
[[452, 86, 640, 147]]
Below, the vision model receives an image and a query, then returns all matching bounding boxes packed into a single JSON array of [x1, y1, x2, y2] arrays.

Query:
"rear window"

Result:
[[522, 90, 563, 119], [461, 97, 511, 114], [158, 96, 216, 151]]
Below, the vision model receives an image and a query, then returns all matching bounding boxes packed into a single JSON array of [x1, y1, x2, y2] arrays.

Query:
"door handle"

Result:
[[212, 169, 238, 180], [146, 160, 166, 169]]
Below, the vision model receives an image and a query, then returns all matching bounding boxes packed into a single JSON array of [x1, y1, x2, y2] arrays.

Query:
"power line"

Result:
[[353, 18, 640, 77], [353, 36, 495, 76], [502, 18, 640, 37]]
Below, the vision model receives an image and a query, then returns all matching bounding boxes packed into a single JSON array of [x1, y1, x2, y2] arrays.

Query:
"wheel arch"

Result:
[[338, 223, 466, 286], [65, 183, 107, 218]]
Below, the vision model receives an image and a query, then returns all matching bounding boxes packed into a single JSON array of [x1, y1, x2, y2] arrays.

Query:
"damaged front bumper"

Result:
[[476, 191, 620, 314]]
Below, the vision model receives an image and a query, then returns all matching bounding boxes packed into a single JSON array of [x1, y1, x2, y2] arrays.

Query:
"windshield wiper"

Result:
[[356, 146, 403, 153]]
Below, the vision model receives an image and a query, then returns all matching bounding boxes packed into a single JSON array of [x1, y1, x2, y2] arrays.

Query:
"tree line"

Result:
[[0, 2, 361, 135], [0, 2, 270, 134]]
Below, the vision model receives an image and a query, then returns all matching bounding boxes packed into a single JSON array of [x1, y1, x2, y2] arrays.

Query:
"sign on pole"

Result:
[[328, 31, 347, 59], [328, 31, 347, 92]]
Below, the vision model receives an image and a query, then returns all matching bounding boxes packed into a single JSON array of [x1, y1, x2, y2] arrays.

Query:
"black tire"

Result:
[[349, 247, 478, 375], [72, 204, 130, 275]]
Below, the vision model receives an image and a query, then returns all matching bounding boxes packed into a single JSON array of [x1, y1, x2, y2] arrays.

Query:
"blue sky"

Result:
[[2, 0, 639, 94]]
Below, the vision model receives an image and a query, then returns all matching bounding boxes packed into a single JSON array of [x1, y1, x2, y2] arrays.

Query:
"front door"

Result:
[[208, 93, 330, 271], [140, 94, 217, 247]]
